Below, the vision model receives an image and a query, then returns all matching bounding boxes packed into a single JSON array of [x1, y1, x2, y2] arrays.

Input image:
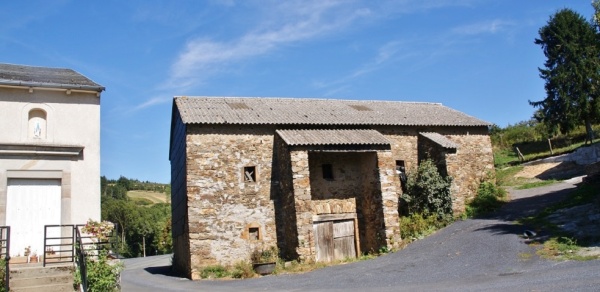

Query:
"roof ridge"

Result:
[[173, 96, 442, 105], [174, 96, 490, 127], [0, 62, 71, 71]]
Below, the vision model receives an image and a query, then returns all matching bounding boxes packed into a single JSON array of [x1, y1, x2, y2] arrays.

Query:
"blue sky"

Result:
[[1, 1, 594, 183]]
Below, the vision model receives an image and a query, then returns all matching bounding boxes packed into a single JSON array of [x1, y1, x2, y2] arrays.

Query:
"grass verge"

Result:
[[519, 183, 600, 261], [465, 181, 507, 218], [516, 180, 559, 190]]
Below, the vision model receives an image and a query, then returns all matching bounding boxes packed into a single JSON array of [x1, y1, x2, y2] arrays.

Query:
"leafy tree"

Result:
[[531, 8, 600, 142], [100, 175, 172, 258], [116, 176, 132, 191], [401, 159, 453, 219], [103, 184, 128, 200]]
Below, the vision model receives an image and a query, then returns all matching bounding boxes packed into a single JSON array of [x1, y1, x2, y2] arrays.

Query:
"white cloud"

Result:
[[165, 0, 371, 89], [452, 19, 515, 35], [132, 96, 172, 111], [136, 0, 487, 109], [314, 40, 421, 95]]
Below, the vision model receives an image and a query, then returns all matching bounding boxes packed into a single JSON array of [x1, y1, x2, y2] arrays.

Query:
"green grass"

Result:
[[537, 237, 597, 261], [494, 149, 519, 167], [494, 139, 599, 167], [515, 180, 559, 190], [200, 265, 229, 279], [127, 190, 169, 205], [464, 181, 508, 218], [399, 213, 450, 242], [495, 166, 525, 187], [518, 183, 600, 260]]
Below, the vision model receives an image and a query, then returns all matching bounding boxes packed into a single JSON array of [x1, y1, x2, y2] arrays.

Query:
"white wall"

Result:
[[0, 86, 101, 225]]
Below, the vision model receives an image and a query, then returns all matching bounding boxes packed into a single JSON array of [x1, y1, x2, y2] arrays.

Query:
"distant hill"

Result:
[[127, 190, 170, 205]]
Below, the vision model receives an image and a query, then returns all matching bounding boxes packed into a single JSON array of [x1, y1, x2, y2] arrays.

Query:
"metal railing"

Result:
[[0, 226, 10, 291], [41, 224, 118, 292], [73, 224, 119, 292], [43, 225, 75, 267], [75, 227, 88, 292], [0, 224, 118, 292]]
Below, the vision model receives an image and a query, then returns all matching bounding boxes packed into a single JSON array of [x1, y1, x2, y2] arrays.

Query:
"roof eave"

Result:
[[0, 79, 105, 92], [182, 121, 490, 127]]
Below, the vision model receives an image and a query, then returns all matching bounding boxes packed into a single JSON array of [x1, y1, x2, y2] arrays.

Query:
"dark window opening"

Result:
[[244, 166, 256, 182], [395, 160, 405, 173], [396, 160, 407, 192], [322, 164, 334, 180], [249, 227, 260, 240]]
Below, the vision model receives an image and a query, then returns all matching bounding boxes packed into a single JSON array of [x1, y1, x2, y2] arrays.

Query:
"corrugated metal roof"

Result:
[[276, 129, 390, 146], [174, 96, 490, 127], [0, 63, 104, 92], [420, 132, 458, 149]]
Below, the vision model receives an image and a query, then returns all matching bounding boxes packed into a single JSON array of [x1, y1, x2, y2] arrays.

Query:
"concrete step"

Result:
[[10, 263, 73, 278], [9, 264, 75, 291], [10, 283, 75, 292], [10, 273, 73, 288]]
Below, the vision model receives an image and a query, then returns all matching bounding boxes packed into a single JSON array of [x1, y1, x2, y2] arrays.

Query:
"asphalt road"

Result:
[[122, 180, 600, 291]]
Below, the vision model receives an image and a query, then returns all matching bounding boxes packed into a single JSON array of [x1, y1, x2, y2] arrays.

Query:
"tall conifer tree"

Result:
[[531, 8, 600, 142]]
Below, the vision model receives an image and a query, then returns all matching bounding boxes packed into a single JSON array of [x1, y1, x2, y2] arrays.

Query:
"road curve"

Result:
[[122, 180, 600, 291]]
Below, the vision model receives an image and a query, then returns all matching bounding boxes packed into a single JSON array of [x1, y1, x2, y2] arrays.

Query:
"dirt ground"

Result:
[[514, 160, 587, 180], [515, 162, 562, 178]]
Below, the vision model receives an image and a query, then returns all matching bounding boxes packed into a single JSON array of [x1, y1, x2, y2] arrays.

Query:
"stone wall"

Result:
[[444, 131, 494, 213], [184, 125, 277, 279], [176, 123, 492, 276], [417, 134, 452, 177], [170, 112, 191, 277], [376, 151, 401, 247], [376, 126, 494, 214], [308, 151, 389, 253], [285, 148, 400, 260], [272, 135, 299, 260], [290, 150, 312, 260]]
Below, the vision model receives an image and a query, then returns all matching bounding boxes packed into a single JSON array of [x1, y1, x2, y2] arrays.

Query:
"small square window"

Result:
[[249, 227, 260, 240], [244, 166, 256, 182], [395, 160, 405, 173], [322, 164, 334, 180]]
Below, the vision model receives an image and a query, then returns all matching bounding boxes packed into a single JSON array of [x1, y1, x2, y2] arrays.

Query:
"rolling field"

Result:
[[127, 190, 169, 204]]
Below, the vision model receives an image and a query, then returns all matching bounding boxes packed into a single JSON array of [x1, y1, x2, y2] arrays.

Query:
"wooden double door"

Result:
[[313, 217, 357, 262]]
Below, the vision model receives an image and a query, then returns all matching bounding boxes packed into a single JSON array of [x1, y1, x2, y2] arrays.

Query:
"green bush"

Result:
[[399, 213, 451, 241], [230, 261, 255, 279], [74, 251, 123, 292], [465, 181, 507, 217], [200, 265, 229, 279], [133, 198, 153, 206], [0, 258, 5, 292], [401, 159, 453, 219]]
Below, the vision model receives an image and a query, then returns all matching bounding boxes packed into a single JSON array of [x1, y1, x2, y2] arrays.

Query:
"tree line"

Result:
[[101, 176, 172, 258]]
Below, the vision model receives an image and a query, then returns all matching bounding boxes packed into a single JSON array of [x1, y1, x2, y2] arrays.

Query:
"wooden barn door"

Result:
[[314, 219, 357, 262]]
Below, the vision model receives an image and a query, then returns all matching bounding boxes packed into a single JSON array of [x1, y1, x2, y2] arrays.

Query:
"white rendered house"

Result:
[[0, 63, 104, 258]]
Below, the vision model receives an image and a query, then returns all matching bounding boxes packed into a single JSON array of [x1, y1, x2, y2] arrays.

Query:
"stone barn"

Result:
[[169, 96, 494, 279]]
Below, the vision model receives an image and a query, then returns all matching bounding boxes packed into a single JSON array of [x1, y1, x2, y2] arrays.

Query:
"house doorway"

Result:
[[6, 179, 61, 257], [313, 217, 357, 262]]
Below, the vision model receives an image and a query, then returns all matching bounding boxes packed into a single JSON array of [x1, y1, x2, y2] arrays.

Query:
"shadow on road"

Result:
[[473, 181, 581, 245], [145, 265, 178, 277]]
